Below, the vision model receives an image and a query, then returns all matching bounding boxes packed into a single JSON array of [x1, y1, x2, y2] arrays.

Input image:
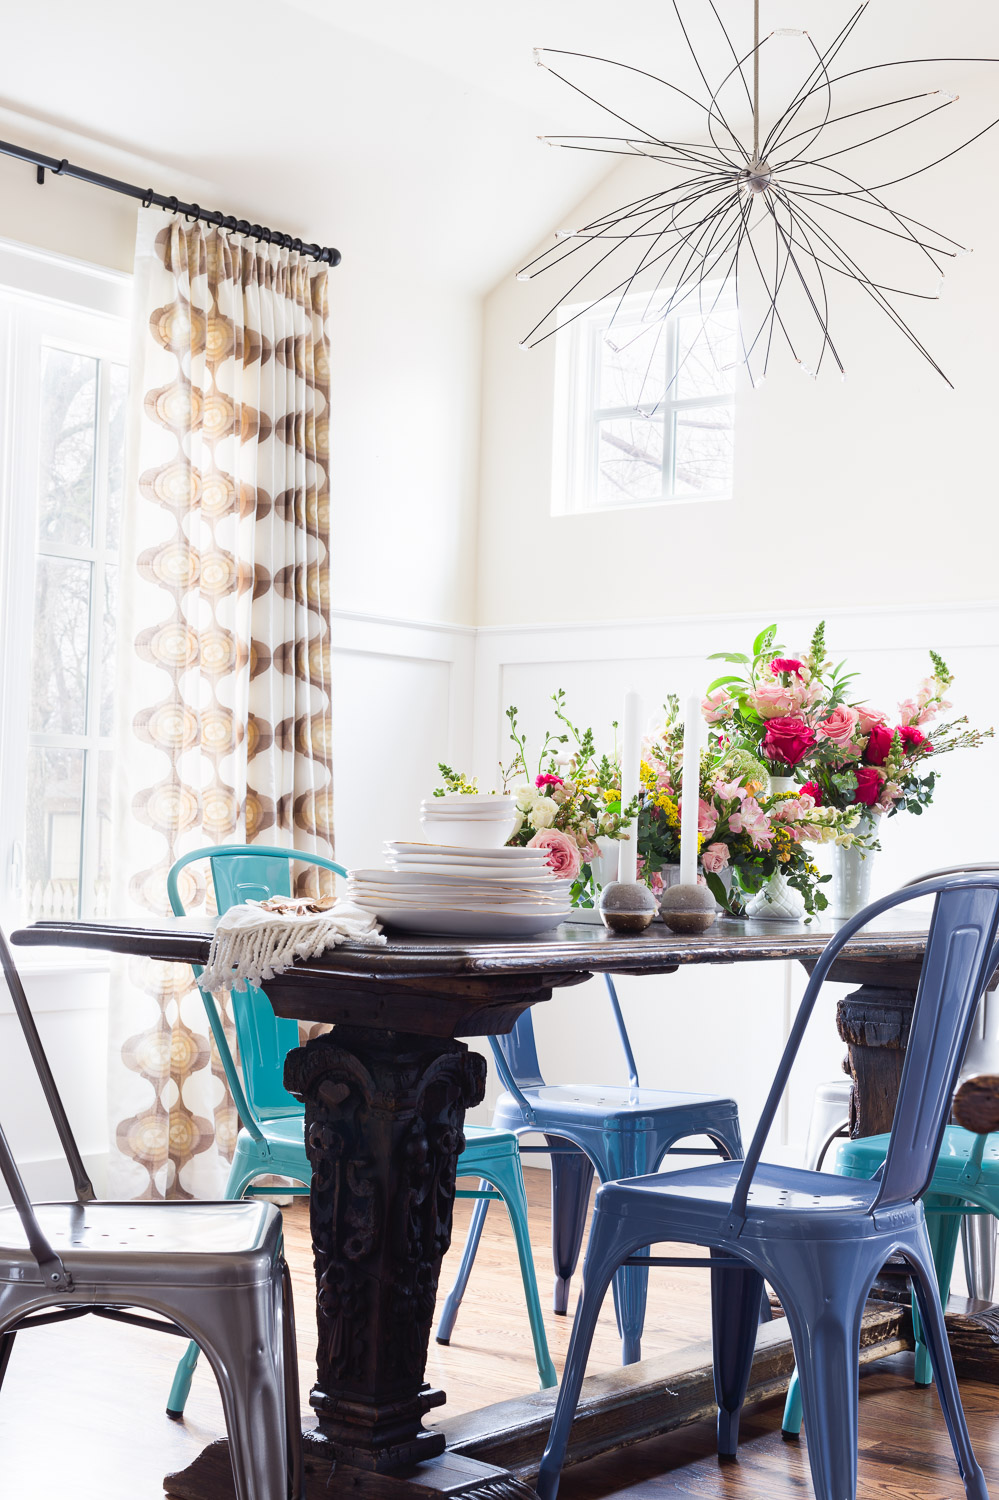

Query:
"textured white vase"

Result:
[[744, 869, 806, 921], [830, 827, 879, 918], [768, 775, 798, 796]]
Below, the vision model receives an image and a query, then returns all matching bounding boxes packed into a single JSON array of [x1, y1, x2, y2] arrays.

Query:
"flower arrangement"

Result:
[[703, 622, 992, 823], [435, 690, 637, 906], [637, 697, 858, 916]]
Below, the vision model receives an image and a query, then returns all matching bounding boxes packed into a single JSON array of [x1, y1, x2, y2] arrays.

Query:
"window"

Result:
[[0, 242, 130, 926], [552, 289, 737, 514]]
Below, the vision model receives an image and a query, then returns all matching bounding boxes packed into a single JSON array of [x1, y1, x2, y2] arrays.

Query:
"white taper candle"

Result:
[[617, 690, 641, 884], [679, 694, 701, 886]]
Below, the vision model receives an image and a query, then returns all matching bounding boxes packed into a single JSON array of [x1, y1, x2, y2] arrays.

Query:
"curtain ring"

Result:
[[166, 195, 179, 216], [210, 209, 223, 228], [185, 203, 200, 224], [54, 159, 68, 176], [142, 188, 154, 209]]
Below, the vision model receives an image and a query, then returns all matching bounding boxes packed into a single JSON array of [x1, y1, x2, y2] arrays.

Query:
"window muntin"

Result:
[[0, 256, 129, 928], [552, 291, 737, 515]]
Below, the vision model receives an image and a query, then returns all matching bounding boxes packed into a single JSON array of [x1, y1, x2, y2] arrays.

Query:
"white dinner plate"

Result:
[[385, 862, 556, 879], [367, 907, 573, 937], [350, 868, 561, 887], [387, 842, 547, 860]]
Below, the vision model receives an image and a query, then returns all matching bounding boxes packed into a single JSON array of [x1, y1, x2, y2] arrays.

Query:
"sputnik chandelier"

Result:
[[518, 2, 999, 388]]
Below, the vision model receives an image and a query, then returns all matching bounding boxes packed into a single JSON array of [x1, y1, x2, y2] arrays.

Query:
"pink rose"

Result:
[[702, 688, 735, 724], [853, 765, 882, 806], [748, 680, 808, 719], [856, 706, 887, 735], [816, 704, 860, 747], [701, 842, 730, 874], [863, 722, 893, 766], [761, 716, 816, 767], [527, 828, 582, 879]]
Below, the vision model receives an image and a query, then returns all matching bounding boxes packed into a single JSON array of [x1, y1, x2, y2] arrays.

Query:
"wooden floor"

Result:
[[3, 1169, 998, 1499]]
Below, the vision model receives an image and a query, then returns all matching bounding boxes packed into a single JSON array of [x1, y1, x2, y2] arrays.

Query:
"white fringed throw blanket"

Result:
[[200, 896, 385, 994]]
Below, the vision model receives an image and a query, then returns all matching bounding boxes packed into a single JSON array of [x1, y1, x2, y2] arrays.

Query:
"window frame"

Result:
[[551, 286, 737, 517], [0, 239, 131, 932]]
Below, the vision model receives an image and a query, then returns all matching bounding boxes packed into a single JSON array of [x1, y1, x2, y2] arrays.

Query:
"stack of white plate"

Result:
[[346, 841, 573, 937], [419, 794, 519, 849]]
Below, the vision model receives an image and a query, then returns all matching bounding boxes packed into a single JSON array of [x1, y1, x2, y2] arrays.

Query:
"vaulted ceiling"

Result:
[[3, 1, 997, 291]]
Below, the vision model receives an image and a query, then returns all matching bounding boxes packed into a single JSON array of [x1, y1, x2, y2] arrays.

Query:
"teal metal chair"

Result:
[[782, 1126, 999, 1434], [165, 843, 556, 1417]]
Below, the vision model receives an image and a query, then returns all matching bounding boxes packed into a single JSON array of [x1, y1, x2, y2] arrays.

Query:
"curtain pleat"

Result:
[[108, 209, 334, 1198]]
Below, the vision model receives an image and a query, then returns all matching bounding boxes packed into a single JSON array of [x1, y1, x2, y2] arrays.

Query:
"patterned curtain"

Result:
[[108, 209, 334, 1198]]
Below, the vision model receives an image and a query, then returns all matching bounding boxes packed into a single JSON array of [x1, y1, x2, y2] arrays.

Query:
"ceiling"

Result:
[[3, 1, 998, 293]]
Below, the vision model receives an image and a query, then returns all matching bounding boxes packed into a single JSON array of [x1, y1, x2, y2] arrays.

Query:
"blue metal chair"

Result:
[[165, 844, 556, 1416], [435, 974, 744, 1365], [535, 874, 999, 1500]]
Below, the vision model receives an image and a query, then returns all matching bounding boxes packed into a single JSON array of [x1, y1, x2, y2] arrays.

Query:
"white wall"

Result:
[[475, 103, 999, 628]]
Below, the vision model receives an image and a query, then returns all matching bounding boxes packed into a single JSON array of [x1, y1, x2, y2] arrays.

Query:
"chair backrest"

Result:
[[168, 844, 347, 1132], [489, 973, 641, 1118], [726, 874, 999, 1234], [0, 928, 86, 1287]]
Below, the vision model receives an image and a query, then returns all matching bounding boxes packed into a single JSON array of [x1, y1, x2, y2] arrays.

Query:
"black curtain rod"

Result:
[[0, 137, 341, 266]]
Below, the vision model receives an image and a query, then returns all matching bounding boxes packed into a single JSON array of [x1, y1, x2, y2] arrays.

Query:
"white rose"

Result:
[[528, 796, 558, 829], [515, 785, 536, 813], [509, 810, 526, 837]]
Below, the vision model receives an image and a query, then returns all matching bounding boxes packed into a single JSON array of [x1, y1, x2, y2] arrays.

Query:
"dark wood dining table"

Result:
[[16, 909, 998, 1500]]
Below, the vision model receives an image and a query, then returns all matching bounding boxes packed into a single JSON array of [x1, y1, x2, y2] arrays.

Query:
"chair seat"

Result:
[[495, 1084, 739, 1131], [0, 1199, 282, 1286], [595, 1158, 890, 1241], [459, 1125, 520, 1160], [836, 1126, 999, 1192]]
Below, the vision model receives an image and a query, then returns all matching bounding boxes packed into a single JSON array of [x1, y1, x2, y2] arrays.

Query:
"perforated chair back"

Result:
[[167, 844, 347, 1131], [727, 875, 999, 1233]]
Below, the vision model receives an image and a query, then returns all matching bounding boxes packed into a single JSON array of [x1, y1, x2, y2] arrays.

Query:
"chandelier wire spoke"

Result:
[[522, 5, 999, 387]]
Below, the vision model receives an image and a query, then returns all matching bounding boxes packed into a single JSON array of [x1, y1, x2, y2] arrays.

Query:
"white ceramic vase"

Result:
[[768, 775, 798, 796], [744, 869, 806, 921], [830, 818, 880, 918]]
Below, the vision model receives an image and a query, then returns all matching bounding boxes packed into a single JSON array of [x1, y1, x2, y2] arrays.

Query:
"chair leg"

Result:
[[194, 1278, 293, 1500], [547, 1137, 594, 1316], [780, 1263, 866, 1500], [0, 1331, 15, 1393], [711, 1250, 765, 1456], [605, 1134, 656, 1365], [487, 1157, 558, 1389], [536, 1207, 633, 1500], [913, 1201, 962, 1388], [781, 1368, 803, 1438], [962, 1211, 997, 1302], [167, 1154, 263, 1417], [435, 1189, 490, 1344], [281, 1261, 305, 1500], [906, 1242, 989, 1500]]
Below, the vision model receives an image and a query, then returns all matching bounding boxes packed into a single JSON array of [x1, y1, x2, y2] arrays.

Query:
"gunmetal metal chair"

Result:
[[0, 927, 303, 1500], [436, 974, 744, 1365], [535, 875, 999, 1500], [165, 844, 556, 1416]]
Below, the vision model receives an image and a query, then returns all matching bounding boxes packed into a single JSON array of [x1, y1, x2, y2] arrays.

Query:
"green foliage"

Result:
[[434, 762, 480, 796]]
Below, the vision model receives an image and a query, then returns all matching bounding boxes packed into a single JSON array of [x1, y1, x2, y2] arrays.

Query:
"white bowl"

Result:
[[420, 812, 520, 848]]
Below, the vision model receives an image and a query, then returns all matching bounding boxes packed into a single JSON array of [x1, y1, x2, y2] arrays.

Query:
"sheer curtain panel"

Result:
[[109, 210, 333, 1197]]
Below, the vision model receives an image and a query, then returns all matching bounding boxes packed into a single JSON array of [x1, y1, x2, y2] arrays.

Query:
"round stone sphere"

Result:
[[598, 880, 658, 933], [660, 882, 718, 934]]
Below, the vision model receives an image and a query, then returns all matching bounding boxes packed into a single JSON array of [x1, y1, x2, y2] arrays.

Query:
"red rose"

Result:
[[864, 722, 893, 766], [800, 780, 822, 805], [853, 766, 882, 806], [771, 657, 804, 678], [762, 716, 816, 767], [897, 725, 931, 755]]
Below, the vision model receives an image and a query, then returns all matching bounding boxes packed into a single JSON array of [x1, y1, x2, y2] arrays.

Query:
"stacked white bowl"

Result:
[[419, 793, 519, 849]]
